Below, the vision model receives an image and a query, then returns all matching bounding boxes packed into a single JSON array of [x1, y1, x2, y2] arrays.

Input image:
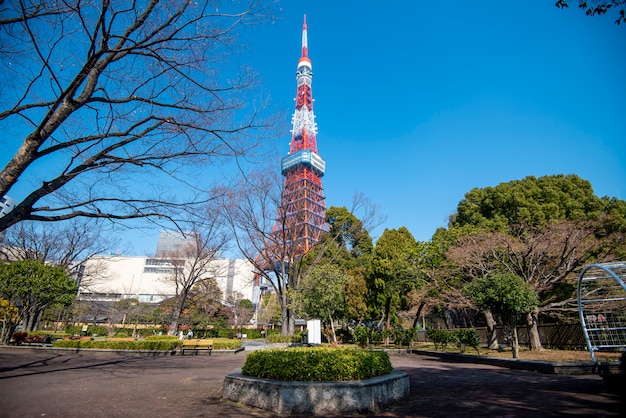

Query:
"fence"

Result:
[[417, 323, 587, 350]]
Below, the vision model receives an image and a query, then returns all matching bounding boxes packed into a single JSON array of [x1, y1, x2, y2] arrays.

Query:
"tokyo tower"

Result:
[[276, 15, 327, 257]]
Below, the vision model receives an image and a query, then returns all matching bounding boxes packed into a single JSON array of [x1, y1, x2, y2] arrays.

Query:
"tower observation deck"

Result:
[[277, 15, 328, 256]]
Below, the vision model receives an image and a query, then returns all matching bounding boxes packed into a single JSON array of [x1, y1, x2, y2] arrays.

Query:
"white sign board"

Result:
[[307, 319, 321, 345]]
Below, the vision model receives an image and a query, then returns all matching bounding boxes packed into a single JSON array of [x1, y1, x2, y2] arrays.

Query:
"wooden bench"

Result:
[[180, 339, 213, 356], [22, 335, 52, 346]]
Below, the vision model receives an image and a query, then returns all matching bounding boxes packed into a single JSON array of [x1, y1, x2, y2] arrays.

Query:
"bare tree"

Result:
[[226, 291, 253, 334], [219, 170, 384, 335], [218, 170, 302, 335], [0, 218, 117, 267], [160, 214, 228, 335], [0, 0, 276, 232]]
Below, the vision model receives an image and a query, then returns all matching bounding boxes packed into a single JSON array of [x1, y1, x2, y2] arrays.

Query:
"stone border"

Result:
[[222, 368, 409, 415]]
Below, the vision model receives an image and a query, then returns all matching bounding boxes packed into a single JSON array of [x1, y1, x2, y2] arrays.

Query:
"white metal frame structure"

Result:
[[577, 262, 626, 362]]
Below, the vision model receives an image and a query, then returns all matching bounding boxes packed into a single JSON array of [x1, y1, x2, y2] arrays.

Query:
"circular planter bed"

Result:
[[222, 347, 409, 415], [223, 368, 409, 415]]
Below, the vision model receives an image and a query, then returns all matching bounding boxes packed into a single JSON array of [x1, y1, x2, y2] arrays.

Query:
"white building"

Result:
[[0, 195, 16, 243], [78, 255, 255, 305], [0, 195, 16, 218]]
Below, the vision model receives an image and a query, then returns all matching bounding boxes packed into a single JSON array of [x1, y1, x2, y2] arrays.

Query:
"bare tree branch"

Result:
[[0, 0, 278, 232]]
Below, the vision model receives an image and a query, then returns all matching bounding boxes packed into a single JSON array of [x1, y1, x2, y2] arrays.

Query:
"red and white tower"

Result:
[[277, 15, 327, 256]]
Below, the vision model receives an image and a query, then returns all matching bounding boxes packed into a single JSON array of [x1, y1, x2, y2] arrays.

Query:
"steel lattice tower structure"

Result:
[[276, 15, 327, 256]]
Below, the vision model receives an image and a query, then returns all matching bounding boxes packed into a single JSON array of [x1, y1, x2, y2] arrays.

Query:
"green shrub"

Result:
[[266, 332, 301, 344], [52, 337, 240, 351], [370, 330, 383, 344], [456, 329, 480, 354], [240, 329, 264, 339], [52, 339, 179, 351], [426, 329, 456, 350], [216, 329, 236, 339], [212, 338, 242, 350], [242, 347, 392, 381], [26, 331, 68, 337], [144, 335, 179, 341], [353, 325, 369, 348], [395, 327, 417, 347]]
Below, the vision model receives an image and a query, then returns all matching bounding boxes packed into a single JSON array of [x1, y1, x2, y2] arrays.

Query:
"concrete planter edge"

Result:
[[222, 368, 410, 415]]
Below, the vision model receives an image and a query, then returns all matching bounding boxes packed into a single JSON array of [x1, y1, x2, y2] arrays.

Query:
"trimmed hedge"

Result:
[[242, 347, 393, 382], [266, 332, 302, 344], [52, 339, 179, 351], [144, 335, 179, 341], [51, 337, 241, 351], [212, 338, 242, 350]]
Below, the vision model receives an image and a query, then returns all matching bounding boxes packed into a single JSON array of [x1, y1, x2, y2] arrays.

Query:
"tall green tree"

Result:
[[0, 260, 77, 342], [463, 272, 538, 359], [451, 175, 606, 230], [370, 227, 419, 337], [309, 206, 374, 325], [345, 266, 369, 322], [291, 263, 349, 344]]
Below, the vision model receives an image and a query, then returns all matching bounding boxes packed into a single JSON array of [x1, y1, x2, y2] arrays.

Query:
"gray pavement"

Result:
[[0, 348, 622, 417]]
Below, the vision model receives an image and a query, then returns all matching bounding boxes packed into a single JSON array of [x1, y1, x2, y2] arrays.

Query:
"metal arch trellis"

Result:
[[577, 261, 626, 363]]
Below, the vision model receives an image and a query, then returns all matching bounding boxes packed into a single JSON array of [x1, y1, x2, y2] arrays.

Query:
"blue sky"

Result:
[[2, 1, 624, 256], [242, 1, 625, 245]]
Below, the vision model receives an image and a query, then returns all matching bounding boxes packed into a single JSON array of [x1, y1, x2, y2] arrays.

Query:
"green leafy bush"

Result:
[[240, 329, 264, 339], [52, 339, 179, 351], [395, 327, 417, 347], [212, 338, 242, 350], [52, 337, 241, 351], [455, 329, 480, 354], [353, 325, 369, 348], [266, 332, 301, 343], [242, 347, 393, 381], [426, 329, 456, 350], [144, 335, 179, 341]]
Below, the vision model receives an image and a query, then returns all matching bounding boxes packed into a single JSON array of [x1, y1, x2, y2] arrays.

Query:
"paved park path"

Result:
[[0, 348, 622, 417]]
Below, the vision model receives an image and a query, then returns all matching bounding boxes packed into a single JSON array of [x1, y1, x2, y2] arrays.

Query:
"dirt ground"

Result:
[[413, 344, 624, 363]]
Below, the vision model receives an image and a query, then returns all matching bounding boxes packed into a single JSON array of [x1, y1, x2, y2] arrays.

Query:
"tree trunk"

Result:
[[525, 308, 543, 351], [412, 302, 426, 328], [32, 308, 44, 331], [281, 305, 296, 336], [329, 314, 337, 344], [511, 324, 520, 359], [168, 299, 184, 336], [384, 297, 392, 346], [484, 310, 499, 350], [25, 307, 37, 332]]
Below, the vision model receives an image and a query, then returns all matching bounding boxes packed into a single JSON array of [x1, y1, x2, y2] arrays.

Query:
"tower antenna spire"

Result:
[[301, 14, 308, 58]]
